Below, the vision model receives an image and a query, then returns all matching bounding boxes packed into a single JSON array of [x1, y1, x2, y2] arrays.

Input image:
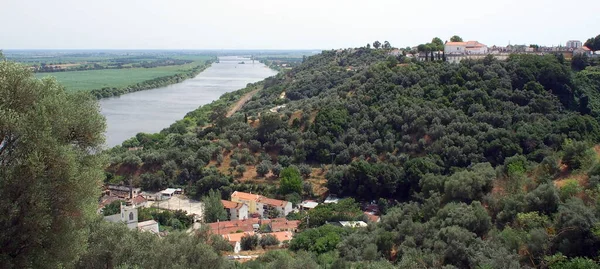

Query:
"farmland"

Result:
[[5, 50, 214, 94], [34, 60, 210, 92]]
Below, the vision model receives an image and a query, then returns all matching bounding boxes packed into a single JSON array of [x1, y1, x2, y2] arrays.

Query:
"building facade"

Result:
[[222, 200, 249, 220], [566, 40, 583, 49], [444, 41, 488, 55]]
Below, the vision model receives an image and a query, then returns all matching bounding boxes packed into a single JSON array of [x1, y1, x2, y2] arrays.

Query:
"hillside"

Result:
[[104, 47, 600, 268]]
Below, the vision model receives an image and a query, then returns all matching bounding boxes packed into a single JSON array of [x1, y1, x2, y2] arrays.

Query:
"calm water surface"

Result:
[[99, 56, 277, 148]]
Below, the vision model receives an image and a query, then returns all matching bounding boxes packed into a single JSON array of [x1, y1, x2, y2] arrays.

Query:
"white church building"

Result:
[[104, 203, 160, 234]]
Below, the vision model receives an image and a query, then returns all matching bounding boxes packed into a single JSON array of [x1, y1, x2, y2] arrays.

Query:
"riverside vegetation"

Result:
[[4, 35, 600, 268]]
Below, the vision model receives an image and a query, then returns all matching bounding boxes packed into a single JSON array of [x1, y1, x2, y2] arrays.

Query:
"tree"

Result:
[[260, 234, 280, 249], [279, 166, 303, 195], [366, 43, 371, 49], [241, 234, 259, 250], [0, 60, 106, 268], [103, 200, 123, 216], [584, 34, 600, 51], [202, 189, 227, 223], [256, 160, 272, 177], [571, 53, 589, 71], [373, 41, 381, 49], [383, 41, 391, 49], [450, 35, 463, 42]]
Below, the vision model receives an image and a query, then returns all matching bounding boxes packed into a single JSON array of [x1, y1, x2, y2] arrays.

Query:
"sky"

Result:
[[1, 0, 599, 50]]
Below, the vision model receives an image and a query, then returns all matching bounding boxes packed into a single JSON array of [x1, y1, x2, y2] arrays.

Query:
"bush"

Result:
[[272, 164, 283, 177], [241, 234, 259, 250], [298, 164, 312, 178], [260, 234, 280, 249], [257, 160, 272, 177]]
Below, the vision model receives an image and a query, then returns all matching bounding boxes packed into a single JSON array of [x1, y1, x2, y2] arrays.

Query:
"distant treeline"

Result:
[[89, 61, 213, 99], [34, 58, 194, 73]]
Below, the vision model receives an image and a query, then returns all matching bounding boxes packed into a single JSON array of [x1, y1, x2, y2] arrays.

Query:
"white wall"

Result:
[[445, 44, 465, 54]]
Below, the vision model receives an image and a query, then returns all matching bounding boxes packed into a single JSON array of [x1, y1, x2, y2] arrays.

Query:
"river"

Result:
[[99, 56, 277, 148]]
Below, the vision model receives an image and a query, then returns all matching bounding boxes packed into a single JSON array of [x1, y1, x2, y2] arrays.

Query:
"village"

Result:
[[99, 184, 380, 257], [406, 38, 597, 63]]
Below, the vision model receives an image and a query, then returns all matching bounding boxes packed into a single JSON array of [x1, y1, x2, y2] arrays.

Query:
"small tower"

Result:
[[120, 203, 138, 230]]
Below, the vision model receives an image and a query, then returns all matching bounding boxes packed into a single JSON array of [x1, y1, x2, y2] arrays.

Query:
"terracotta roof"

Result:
[[258, 196, 288, 207], [132, 195, 147, 205], [222, 231, 255, 243], [265, 231, 293, 242], [445, 41, 467, 46], [445, 41, 486, 48], [583, 46, 591, 51], [208, 218, 261, 235], [364, 211, 381, 223], [271, 219, 300, 231], [222, 200, 244, 209], [231, 191, 261, 202]]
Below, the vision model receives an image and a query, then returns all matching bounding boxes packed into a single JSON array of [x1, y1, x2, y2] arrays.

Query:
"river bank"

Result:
[[90, 60, 214, 99], [99, 56, 277, 148]]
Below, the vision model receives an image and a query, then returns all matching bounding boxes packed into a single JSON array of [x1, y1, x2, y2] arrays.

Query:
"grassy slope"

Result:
[[34, 56, 212, 92]]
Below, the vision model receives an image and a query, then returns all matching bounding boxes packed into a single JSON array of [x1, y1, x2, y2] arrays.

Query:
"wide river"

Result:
[[99, 56, 277, 148]]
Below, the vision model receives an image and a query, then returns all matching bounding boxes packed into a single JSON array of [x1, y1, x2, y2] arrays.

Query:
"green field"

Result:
[[34, 55, 212, 92]]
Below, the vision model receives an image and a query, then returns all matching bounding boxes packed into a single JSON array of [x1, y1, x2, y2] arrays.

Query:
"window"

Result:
[[129, 212, 134, 221]]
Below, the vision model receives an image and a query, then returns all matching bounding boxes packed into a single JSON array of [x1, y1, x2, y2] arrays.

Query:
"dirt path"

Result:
[[227, 89, 259, 117]]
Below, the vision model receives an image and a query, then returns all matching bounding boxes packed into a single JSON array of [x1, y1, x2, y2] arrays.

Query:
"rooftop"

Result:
[[222, 200, 245, 209], [300, 200, 319, 209], [160, 188, 182, 195], [132, 195, 147, 205], [258, 196, 288, 207], [339, 221, 368, 228], [231, 191, 261, 202], [271, 219, 300, 231], [265, 231, 293, 242], [222, 231, 255, 243]]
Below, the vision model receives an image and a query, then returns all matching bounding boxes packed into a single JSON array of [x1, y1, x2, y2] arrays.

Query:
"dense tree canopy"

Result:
[[100, 45, 600, 267], [0, 60, 106, 268]]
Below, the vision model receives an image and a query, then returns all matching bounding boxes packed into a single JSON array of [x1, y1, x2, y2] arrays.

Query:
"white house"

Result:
[[222, 200, 249, 220], [104, 203, 160, 234], [257, 196, 293, 218], [444, 41, 488, 55]]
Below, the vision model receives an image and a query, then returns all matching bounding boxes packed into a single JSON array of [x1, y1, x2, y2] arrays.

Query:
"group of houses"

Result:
[[209, 191, 298, 253], [221, 191, 294, 220], [207, 217, 300, 253], [99, 184, 187, 235], [415, 38, 596, 63]]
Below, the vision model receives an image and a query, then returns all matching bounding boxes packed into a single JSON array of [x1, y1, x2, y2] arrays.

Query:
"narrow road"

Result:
[[226, 89, 259, 117]]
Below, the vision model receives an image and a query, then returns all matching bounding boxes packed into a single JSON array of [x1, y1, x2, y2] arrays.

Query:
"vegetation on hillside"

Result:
[[5, 36, 600, 267], [104, 43, 600, 267]]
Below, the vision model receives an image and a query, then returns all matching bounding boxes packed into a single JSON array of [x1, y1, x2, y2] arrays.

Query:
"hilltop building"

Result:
[[444, 41, 488, 55], [566, 40, 583, 49]]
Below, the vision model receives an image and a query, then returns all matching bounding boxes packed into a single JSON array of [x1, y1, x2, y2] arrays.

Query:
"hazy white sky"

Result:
[[1, 0, 598, 50]]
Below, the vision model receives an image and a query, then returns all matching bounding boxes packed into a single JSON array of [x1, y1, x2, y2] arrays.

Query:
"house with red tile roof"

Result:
[[231, 191, 293, 218], [222, 231, 255, 253], [270, 219, 300, 232], [221, 200, 249, 220], [265, 231, 294, 245], [208, 218, 261, 235], [257, 196, 293, 218]]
